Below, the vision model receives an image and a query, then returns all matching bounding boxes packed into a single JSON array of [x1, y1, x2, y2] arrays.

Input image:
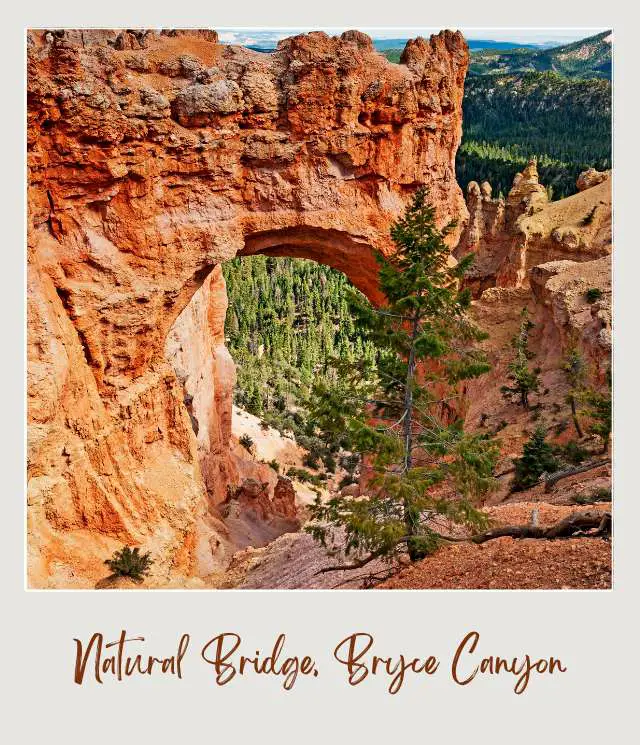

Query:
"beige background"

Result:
[[7, 1, 637, 741]]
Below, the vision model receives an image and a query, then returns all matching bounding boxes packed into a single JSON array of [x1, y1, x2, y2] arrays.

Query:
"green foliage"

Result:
[[563, 346, 587, 390], [287, 467, 324, 487], [239, 433, 254, 452], [223, 255, 376, 458], [513, 427, 560, 491], [578, 372, 612, 452], [586, 288, 603, 303], [302, 452, 320, 469], [305, 189, 498, 564], [104, 546, 153, 581], [573, 487, 611, 505], [457, 72, 611, 200], [501, 309, 541, 409], [563, 345, 587, 437], [557, 440, 589, 466]]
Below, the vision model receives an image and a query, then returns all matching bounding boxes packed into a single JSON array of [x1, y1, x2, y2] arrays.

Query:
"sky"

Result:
[[217, 28, 610, 48]]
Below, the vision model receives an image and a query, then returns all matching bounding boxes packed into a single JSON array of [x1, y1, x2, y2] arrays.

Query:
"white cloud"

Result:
[[218, 32, 239, 43]]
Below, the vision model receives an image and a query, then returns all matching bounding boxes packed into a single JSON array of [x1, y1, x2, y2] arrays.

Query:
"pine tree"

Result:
[[563, 345, 586, 437], [512, 426, 560, 490], [305, 188, 499, 567], [501, 309, 541, 409], [579, 367, 612, 453]]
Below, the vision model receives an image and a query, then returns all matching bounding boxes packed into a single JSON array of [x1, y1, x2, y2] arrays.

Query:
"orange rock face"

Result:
[[27, 28, 469, 587], [459, 167, 612, 486], [457, 162, 611, 292]]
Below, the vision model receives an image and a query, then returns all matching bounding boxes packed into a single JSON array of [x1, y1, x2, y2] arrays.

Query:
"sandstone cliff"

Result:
[[27, 28, 469, 587]]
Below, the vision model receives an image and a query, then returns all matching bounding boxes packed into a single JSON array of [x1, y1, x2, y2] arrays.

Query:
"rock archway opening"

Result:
[[238, 227, 385, 305], [164, 226, 383, 510], [164, 227, 386, 559]]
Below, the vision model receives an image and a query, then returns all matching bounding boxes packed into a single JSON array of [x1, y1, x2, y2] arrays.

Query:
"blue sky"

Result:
[[217, 28, 610, 48]]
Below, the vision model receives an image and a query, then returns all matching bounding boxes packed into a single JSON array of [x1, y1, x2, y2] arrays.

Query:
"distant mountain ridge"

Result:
[[468, 30, 612, 79], [374, 38, 539, 52]]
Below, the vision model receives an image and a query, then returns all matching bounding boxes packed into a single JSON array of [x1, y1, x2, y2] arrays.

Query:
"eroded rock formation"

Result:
[[461, 168, 612, 489], [458, 161, 611, 292], [27, 28, 469, 587]]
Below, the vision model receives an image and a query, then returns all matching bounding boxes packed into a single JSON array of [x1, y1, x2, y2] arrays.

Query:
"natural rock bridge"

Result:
[[27, 28, 470, 586]]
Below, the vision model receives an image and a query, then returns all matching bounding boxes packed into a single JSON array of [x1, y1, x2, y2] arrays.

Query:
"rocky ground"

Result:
[[210, 498, 611, 590], [379, 502, 611, 590]]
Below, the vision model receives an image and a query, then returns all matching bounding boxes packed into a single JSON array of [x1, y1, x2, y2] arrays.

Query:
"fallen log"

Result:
[[544, 459, 611, 492], [465, 510, 611, 544]]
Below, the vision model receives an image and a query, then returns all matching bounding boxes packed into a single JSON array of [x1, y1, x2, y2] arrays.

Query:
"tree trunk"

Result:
[[544, 458, 610, 492], [403, 314, 421, 560], [317, 511, 611, 574], [466, 510, 611, 543], [569, 395, 583, 437]]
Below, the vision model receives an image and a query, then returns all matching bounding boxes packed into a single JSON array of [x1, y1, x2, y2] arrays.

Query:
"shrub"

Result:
[[573, 487, 612, 505], [104, 546, 153, 581], [512, 427, 560, 491], [585, 288, 603, 303], [239, 433, 254, 452], [323, 454, 337, 473], [267, 459, 280, 473], [557, 440, 589, 466], [339, 453, 360, 474], [302, 452, 320, 469], [287, 467, 323, 487]]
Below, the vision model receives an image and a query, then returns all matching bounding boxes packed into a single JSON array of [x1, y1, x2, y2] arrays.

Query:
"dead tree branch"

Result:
[[544, 459, 611, 493]]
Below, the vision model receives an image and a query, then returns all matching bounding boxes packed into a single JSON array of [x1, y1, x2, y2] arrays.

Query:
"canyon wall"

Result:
[[461, 165, 611, 484], [27, 28, 469, 587]]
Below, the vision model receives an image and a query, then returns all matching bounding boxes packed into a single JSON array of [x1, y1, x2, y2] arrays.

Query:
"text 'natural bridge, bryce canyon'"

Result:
[[27, 28, 610, 588]]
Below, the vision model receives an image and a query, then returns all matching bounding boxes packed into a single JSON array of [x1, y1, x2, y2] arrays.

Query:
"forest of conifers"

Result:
[[458, 71, 611, 199]]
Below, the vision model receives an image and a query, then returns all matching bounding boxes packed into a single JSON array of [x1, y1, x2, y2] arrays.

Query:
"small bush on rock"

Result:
[[239, 433, 254, 452], [105, 546, 153, 581]]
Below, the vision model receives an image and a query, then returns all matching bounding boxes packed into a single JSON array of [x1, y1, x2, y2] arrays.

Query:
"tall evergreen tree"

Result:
[[306, 189, 499, 567], [512, 426, 560, 491], [579, 367, 612, 453]]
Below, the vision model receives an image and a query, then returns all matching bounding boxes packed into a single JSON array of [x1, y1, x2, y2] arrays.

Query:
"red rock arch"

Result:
[[27, 28, 468, 587]]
